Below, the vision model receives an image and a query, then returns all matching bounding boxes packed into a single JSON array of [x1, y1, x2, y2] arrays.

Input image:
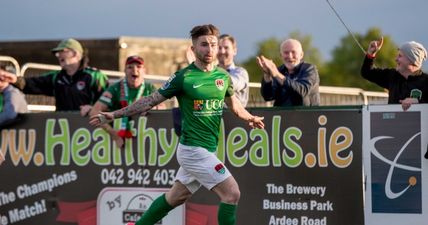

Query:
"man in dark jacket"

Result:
[[361, 37, 428, 110], [2, 38, 108, 112], [257, 39, 320, 106]]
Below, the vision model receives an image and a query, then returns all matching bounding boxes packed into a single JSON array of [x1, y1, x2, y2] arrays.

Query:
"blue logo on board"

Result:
[[370, 112, 422, 214]]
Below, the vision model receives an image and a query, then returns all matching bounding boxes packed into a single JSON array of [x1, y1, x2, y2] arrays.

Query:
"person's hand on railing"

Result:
[[399, 97, 418, 111], [89, 112, 114, 126], [80, 104, 93, 117]]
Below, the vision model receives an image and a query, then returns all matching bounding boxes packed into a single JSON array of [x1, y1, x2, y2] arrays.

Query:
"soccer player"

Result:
[[90, 24, 264, 225]]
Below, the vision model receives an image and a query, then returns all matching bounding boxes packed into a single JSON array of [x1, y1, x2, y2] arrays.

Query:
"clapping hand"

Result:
[[256, 55, 278, 75]]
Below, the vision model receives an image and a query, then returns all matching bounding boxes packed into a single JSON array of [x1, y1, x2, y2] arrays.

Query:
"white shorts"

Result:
[[175, 143, 231, 193]]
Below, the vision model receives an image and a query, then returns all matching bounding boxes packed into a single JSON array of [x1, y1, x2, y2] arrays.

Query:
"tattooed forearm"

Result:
[[112, 91, 167, 118]]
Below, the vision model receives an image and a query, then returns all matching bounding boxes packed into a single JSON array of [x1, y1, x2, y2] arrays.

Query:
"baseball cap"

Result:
[[126, 55, 144, 65], [51, 38, 84, 55]]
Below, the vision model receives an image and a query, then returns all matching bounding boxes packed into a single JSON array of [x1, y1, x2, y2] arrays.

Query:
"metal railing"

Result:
[[14, 61, 389, 111], [248, 83, 388, 107], [0, 55, 21, 75], [20, 63, 173, 111], [319, 86, 388, 105]]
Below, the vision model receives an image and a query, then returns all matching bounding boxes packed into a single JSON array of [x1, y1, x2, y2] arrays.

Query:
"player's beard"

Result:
[[197, 52, 216, 65]]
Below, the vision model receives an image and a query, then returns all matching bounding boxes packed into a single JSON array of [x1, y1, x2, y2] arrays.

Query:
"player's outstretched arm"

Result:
[[225, 95, 264, 129], [89, 91, 167, 126]]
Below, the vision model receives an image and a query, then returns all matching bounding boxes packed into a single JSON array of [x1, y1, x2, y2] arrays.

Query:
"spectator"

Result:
[[0, 69, 27, 127], [361, 37, 428, 111], [218, 34, 249, 107], [89, 55, 159, 148], [90, 24, 264, 225], [258, 38, 320, 106], [3, 38, 108, 113]]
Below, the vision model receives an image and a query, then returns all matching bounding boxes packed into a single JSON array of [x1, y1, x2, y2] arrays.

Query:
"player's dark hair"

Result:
[[190, 24, 220, 41]]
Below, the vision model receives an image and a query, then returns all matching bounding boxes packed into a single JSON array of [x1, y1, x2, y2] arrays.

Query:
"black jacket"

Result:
[[361, 56, 428, 104], [18, 68, 108, 111], [261, 62, 320, 106]]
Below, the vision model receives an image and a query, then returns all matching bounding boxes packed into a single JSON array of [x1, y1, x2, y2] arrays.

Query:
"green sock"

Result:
[[135, 194, 174, 225], [218, 202, 237, 225]]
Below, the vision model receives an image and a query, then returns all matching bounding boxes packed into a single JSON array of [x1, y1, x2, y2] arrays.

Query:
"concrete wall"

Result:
[[0, 36, 191, 76]]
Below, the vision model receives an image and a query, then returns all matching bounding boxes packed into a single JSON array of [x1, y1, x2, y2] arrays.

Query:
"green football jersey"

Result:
[[159, 63, 234, 152]]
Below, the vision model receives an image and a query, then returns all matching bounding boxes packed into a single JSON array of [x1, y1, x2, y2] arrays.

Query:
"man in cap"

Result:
[[1, 38, 108, 112], [89, 55, 159, 148], [361, 37, 428, 110]]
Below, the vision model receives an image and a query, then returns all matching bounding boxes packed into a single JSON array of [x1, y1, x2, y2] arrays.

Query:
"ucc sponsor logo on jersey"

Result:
[[193, 99, 224, 111]]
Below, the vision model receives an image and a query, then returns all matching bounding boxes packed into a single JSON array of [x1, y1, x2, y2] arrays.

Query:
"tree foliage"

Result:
[[241, 37, 282, 82], [323, 27, 397, 90], [288, 31, 324, 70]]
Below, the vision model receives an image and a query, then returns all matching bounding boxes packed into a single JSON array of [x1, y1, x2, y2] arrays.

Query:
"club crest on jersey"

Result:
[[215, 79, 224, 90], [214, 163, 225, 174], [193, 100, 204, 110], [76, 81, 86, 91], [410, 89, 422, 100]]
